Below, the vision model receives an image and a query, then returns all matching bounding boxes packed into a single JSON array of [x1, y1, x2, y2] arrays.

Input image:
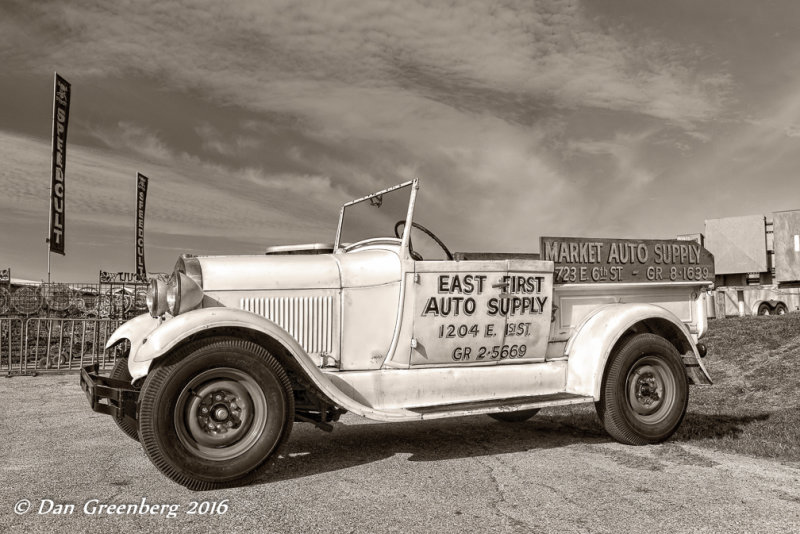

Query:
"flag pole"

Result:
[[46, 72, 56, 286]]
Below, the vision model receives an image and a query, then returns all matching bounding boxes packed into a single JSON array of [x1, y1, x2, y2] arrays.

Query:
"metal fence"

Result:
[[0, 278, 146, 374], [1, 317, 130, 375], [0, 317, 24, 373]]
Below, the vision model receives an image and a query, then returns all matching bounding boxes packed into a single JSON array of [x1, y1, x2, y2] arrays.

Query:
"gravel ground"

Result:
[[2, 374, 799, 533]]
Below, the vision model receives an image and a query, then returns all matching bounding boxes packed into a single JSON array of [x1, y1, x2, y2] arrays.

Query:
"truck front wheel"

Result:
[[596, 334, 688, 445], [138, 338, 294, 490], [109, 357, 139, 441]]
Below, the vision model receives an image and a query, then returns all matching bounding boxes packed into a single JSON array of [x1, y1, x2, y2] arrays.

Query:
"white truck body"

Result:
[[82, 179, 714, 489]]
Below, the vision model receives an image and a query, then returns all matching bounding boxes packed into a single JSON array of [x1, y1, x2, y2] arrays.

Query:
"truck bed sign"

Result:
[[412, 269, 553, 365], [541, 237, 715, 284]]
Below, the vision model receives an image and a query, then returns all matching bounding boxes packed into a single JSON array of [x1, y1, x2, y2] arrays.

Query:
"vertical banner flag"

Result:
[[136, 173, 148, 281], [49, 73, 71, 255]]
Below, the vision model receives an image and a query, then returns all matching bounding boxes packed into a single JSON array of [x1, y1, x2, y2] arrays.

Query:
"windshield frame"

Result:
[[333, 178, 418, 254]]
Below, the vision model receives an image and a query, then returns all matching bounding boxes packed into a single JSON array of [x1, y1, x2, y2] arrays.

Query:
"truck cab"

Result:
[[81, 179, 713, 490]]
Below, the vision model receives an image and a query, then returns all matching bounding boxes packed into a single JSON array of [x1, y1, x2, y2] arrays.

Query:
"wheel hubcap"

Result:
[[192, 386, 244, 437], [212, 405, 230, 421], [626, 356, 676, 424], [631, 369, 663, 413], [175, 368, 268, 461]]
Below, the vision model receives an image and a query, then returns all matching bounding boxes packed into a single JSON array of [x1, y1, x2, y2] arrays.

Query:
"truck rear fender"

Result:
[[564, 303, 712, 400], [115, 308, 383, 418]]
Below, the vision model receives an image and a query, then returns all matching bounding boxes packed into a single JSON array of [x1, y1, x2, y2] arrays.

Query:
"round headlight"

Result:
[[167, 272, 204, 316], [166, 274, 181, 315], [146, 279, 168, 317]]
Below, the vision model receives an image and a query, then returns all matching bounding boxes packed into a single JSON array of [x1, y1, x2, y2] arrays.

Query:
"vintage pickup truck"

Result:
[[81, 179, 713, 490]]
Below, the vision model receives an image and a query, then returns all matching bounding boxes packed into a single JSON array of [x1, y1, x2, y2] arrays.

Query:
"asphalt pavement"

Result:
[[2, 374, 799, 533]]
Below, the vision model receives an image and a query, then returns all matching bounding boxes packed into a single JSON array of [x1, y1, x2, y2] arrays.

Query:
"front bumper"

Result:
[[80, 364, 139, 421]]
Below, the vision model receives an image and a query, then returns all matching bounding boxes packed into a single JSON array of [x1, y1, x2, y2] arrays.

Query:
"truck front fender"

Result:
[[105, 313, 162, 356], [564, 303, 711, 400], [110, 307, 410, 420]]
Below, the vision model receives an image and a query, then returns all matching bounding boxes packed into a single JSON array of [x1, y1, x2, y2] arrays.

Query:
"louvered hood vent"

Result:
[[240, 296, 333, 354]]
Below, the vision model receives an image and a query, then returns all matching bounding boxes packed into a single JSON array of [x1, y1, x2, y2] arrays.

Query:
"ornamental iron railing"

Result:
[[0, 282, 148, 319], [1, 317, 129, 375]]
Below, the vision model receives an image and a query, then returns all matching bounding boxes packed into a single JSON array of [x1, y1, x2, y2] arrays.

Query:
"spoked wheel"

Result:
[[138, 338, 294, 490], [596, 334, 688, 445], [109, 357, 140, 441], [488, 409, 540, 423]]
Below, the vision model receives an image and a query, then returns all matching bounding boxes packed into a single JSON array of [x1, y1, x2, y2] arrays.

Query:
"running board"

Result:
[[408, 392, 594, 420]]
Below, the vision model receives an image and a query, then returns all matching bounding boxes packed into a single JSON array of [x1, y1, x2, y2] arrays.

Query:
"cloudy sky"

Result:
[[2, 0, 799, 281]]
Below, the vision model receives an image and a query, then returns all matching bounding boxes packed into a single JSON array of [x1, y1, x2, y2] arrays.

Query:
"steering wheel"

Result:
[[394, 221, 454, 261]]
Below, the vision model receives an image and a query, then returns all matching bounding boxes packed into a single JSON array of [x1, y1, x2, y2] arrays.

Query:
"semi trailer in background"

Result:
[[690, 209, 800, 318]]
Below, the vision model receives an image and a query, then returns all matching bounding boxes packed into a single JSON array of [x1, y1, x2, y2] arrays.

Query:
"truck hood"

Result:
[[197, 254, 341, 291]]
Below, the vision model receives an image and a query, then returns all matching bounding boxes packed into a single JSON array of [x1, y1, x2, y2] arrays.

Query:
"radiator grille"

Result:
[[240, 296, 333, 354]]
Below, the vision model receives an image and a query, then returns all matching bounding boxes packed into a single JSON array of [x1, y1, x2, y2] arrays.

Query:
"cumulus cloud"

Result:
[[2, 1, 727, 126], [195, 123, 260, 156], [785, 125, 800, 138], [90, 121, 172, 161], [567, 132, 657, 188], [0, 0, 745, 277], [0, 130, 344, 262]]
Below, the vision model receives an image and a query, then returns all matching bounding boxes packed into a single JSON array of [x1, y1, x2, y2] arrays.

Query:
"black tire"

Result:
[[595, 333, 688, 445], [775, 303, 788, 315], [109, 357, 140, 441], [488, 409, 540, 423], [138, 338, 294, 490], [757, 303, 771, 316]]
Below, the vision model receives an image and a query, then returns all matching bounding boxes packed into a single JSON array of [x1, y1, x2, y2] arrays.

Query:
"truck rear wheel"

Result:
[[595, 333, 688, 445], [109, 357, 139, 441], [757, 303, 771, 316], [138, 338, 294, 490], [775, 303, 787, 315]]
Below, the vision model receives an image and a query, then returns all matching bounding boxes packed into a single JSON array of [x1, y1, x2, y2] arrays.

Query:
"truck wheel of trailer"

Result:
[[109, 357, 140, 441], [775, 303, 787, 315], [488, 409, 540, 423], [595, 333, 688, 445], [757, 303, 772, 316], [137, 337, 294, 490]]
